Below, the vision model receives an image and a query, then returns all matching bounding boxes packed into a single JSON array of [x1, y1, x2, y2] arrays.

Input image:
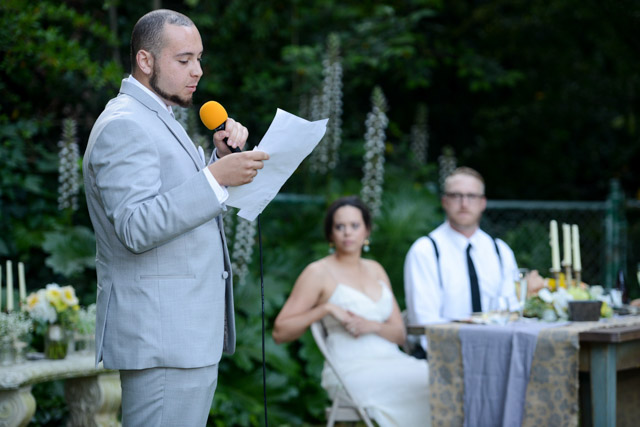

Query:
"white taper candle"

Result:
[[550, 220, 561, 271], [18, 262, 27, 303], [562, 223, 572, 268], [6, 260, 13, 312], [572, 225, 581, 272]]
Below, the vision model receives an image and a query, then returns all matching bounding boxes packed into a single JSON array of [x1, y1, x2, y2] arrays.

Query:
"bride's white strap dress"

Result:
[[320, 266, 431, 427]]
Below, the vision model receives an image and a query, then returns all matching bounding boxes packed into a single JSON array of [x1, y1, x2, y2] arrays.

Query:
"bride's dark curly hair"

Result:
[[323, 196, 372, 242]]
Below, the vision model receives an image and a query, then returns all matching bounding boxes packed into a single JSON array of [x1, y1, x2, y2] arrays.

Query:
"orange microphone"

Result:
[[199, 101, 241, 152]]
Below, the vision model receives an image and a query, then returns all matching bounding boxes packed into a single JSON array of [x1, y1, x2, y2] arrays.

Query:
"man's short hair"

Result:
[[444, 167, 485, 192], [130, 9, 194, 73]]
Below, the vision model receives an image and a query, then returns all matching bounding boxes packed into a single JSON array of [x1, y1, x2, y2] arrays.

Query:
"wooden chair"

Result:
[[310, 321, 375, 427]]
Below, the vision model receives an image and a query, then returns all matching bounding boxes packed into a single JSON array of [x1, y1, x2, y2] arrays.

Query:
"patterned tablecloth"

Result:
[[426, 315, 640, 427]]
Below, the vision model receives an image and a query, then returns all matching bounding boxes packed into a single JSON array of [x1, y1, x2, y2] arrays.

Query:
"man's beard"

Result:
[[149, 65, 192, 108]]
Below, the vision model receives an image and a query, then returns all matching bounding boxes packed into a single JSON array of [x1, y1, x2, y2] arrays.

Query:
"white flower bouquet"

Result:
[[23, 283, 80, 330]]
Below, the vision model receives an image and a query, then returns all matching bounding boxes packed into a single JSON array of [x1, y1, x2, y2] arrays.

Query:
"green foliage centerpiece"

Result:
[[524, 284, 613, 322]]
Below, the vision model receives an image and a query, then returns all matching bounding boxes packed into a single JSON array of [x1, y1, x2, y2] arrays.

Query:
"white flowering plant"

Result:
[[23, 283, 80, 331], [0, 311, 33, 344], [57, 118, 80, 211], [360, 86, 388, 218], [523, 284, 613, 321], [73, 304, 96, 335]]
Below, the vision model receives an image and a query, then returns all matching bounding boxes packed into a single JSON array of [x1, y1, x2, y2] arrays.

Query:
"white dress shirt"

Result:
[[404, 222, 518, 348], [127, 75, 228, 204]]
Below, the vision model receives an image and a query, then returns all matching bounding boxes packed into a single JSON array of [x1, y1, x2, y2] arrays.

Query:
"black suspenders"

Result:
[[427, 234, 503, 289], [427, 235, 443, 289]]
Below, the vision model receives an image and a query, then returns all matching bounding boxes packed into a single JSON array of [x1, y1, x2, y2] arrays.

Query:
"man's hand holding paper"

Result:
[[209, 150, 269, 187]]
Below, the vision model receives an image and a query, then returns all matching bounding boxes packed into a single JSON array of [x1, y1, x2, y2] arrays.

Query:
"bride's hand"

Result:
[[326, 303, 350, 323], [343, 313, 379, 338]]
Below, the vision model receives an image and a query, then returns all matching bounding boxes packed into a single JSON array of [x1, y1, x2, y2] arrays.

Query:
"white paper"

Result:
[[226, 109, 328, 221]]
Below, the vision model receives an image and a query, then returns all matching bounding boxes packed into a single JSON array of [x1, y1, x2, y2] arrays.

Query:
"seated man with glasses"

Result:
[[403, 167, 529, 357]]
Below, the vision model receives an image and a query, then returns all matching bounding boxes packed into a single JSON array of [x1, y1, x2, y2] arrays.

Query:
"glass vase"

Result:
[[66, 331, 77, 356], [44, 324, 69, 360], [75, 333, 95, 355], [0, 337, 15, 366]]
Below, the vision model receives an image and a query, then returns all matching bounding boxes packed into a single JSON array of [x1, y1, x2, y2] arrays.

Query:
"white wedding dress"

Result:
[[320, 281, 431, 427]]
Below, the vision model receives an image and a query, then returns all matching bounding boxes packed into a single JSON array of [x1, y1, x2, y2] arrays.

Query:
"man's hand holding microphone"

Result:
[[200, 101, 269, 187]]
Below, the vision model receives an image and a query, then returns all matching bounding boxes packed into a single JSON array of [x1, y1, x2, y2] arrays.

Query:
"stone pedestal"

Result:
[[0, 354, 121, 427], [0, 386, 36, 427], [65, 373, 121, 427]]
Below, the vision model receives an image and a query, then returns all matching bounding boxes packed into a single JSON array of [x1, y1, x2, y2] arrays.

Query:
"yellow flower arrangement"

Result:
[[24, 283, 80, 329], [524, 281, 613, 321], [23, 284, 82, 359]]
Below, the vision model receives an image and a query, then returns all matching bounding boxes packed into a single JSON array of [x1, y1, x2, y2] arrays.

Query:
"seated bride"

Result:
[[273, 196, 431, 427]]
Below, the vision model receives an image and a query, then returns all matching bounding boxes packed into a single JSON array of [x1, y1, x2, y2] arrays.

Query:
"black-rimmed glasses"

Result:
[[443, 192, 485, 203]]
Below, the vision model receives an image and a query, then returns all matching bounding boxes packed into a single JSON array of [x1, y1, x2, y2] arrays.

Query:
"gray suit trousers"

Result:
[[119, 364, 219, 427]]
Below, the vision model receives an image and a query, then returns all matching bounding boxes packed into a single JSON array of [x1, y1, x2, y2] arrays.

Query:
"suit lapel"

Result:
[[119, 80, 204, 170], [160, 113, 205, 170]]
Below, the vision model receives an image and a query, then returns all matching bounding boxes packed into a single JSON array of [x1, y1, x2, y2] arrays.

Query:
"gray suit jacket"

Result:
[[83, 78, 235, 370]]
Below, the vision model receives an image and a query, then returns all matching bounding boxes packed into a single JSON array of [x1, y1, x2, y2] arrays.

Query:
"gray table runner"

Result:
[[459, 321, 558, 427]]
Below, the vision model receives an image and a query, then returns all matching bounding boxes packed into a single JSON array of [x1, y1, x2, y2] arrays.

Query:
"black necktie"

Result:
[[467, 243, 482, 312]]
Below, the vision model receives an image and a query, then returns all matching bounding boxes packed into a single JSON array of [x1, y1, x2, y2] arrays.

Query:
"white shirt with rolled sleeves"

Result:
[[404, 221, 519, 349]]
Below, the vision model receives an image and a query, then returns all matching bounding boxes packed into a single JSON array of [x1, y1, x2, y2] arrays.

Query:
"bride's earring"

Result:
[[363, 239, 370, 253], [328, 242, 335, 254]]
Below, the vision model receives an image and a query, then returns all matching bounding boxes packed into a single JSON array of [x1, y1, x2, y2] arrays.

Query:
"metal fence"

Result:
[[482, 180, 640, 296], [271, 180, 640, 298]]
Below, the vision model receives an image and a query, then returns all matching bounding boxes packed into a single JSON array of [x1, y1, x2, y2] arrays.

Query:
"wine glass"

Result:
[[514, 268, 529, 316], [487, 295, 512, 325]]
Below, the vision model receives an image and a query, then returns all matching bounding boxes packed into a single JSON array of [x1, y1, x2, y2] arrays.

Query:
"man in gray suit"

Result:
[[82, 9, 269, 426]]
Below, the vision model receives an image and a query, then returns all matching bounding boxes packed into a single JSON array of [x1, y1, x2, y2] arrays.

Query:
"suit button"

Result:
[[222, 271, 229, 279]]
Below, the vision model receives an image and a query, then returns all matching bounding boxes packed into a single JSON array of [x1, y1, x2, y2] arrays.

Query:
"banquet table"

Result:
[[409, 315, 640, 427]]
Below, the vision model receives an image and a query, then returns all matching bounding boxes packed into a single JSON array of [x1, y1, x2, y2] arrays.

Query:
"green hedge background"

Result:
[[2, 0, 640, 425]]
